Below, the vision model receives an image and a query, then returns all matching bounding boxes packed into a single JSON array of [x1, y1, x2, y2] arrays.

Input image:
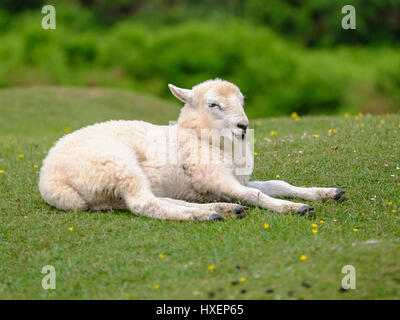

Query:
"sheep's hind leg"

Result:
[[120, 173, 224, 221], [160, 198, 249, 218], [40, 180, 88, 211], [124, 194, 224, 221]]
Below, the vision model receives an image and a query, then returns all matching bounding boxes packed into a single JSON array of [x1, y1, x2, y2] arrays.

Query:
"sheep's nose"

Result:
[[237, 123, 248, 132]]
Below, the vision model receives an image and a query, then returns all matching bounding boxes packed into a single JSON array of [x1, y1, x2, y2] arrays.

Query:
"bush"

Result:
[[0, 4, 399, 117], [99, 21, 400, 116], [2, 0, 399, 46], [244, 0, 400, 46]]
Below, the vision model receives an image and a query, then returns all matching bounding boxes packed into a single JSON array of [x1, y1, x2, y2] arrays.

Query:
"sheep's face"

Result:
[[169, 79, 249, 139]]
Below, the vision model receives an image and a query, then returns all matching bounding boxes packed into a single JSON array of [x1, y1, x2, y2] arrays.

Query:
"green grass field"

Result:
[[0, 87, 399, 299]]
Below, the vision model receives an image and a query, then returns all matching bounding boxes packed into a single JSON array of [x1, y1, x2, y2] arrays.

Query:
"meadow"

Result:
[[0, 87, 399, 299]]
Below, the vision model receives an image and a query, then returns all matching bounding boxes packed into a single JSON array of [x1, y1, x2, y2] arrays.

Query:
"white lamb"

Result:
[[39, 79, 345, 221]]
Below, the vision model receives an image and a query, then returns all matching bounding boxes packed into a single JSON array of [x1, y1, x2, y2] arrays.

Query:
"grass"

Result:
[[0, 87, 399, 300]]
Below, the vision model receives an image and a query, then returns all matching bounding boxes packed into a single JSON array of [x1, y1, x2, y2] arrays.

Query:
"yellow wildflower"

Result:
[[253, 152, 258, 156], [270, 131, 277, 136], [387, 201, 392, 205], [239, 277, 246, 283], [300, 255, 307, 261], [290, 112, 300, 120], [0, 170, 4, 174], [358, 112, 363, 117], [158, 254, 165, 259], [311, 223, 318, 228], [312, 229, 318, 234], [313, 134, 319, 138], [353, 228, 358, 232], [275, 175, 280, 179], [392, 209, 397, 213], [208, 265, 215, 271], [18, 154, 24, 159], [360, 123, 364, 128], [344, 112, 349, 118], [68, 226, 74, 231], [264, 223, 270, 229], [33, 165, 39, 169], [319, 220, 325, 224], [328, 129, 333, 135], [154, 284, 160, 290]]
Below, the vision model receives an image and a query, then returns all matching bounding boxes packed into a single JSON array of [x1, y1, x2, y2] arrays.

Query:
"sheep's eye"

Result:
[[208, 103, 221, 110]]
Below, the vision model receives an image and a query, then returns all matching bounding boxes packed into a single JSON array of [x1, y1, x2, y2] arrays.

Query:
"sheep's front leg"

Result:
[[203, 176, 315, 216], [247, 180, 346, 202]]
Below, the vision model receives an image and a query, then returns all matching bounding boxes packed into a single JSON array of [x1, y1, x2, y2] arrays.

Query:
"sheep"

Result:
[[39, 79, 345, 221]]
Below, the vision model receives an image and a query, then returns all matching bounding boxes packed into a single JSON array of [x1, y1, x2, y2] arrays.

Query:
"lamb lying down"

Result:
[[39, 79, 345, 221]]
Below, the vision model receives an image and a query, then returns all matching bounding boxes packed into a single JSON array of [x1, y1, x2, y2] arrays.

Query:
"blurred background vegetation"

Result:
[[0, 0, 399, 117]]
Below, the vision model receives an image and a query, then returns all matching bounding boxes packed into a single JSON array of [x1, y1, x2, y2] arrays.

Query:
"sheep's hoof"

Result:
[[209, 213, 224, 221], [234, 205, 249, 218], [297, 205, 315, 217], [334, 188, 346, 202]]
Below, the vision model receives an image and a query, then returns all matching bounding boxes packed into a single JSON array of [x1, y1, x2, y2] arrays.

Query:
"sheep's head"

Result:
[[170, 79, 249, 140]]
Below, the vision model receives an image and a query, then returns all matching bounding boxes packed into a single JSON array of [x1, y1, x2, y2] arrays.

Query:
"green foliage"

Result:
[[73, 0, 400, 46], [0, 0, 44, 13], [0, 2, 399, 117], [2, 0, 399, 45], [1, 7, 399, 117], [244, 0, 400, 46]]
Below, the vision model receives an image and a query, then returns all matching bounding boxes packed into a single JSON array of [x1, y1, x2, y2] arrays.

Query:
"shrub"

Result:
[[0, 7, 399, 117]]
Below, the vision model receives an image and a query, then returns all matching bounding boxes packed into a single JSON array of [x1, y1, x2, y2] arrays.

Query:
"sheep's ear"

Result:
[[168, 84, 192, 104]]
